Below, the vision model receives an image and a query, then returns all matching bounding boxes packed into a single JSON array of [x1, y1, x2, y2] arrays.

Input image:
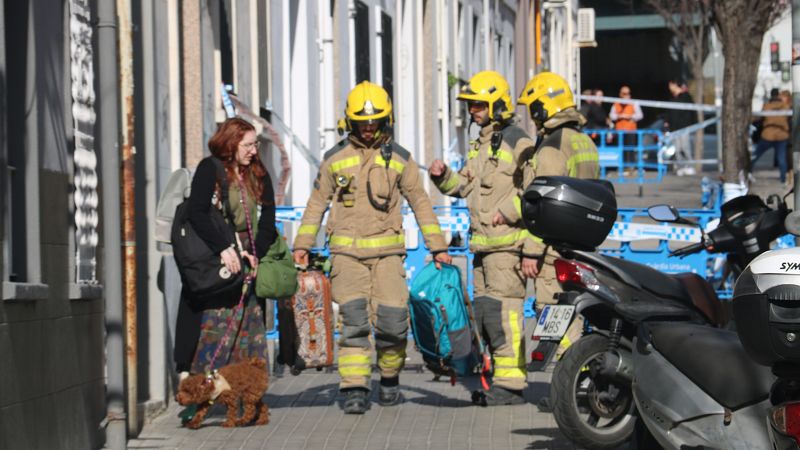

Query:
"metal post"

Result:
[[140, 0, 166, 406], [96, 0, 126, 447], [793, 0, 800, 212], [116, 0, 138, 434], [712, 28, 724, 173]]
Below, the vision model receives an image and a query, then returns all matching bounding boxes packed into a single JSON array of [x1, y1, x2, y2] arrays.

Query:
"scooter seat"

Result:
[[598, 255, 687, 300], [673, 273, 727, 326], [648, 322, 773, 410], [597, 256, 724, 325]]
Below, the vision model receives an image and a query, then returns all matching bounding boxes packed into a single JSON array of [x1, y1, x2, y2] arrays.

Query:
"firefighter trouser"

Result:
[[330, 254, 409, 390], [534, 247, 582, 358], [473, 251, 527, 391]]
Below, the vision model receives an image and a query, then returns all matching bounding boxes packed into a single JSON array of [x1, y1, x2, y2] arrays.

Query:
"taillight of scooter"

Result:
[[771, 402, 800, 445], [555, 259, 599, 288], [554, 258, 618, 301]]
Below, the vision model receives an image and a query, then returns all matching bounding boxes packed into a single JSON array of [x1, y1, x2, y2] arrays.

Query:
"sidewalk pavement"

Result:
[[128, 365, 587, 450], [611, 168, 789, 210], [129, 168, 787, 450]]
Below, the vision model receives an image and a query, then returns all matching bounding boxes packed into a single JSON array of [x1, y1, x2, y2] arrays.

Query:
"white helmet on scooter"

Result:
[[733, 247, 800, 367]]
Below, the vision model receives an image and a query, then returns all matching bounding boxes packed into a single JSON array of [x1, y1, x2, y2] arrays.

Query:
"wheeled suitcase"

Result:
[[277, 269, 335, 375]]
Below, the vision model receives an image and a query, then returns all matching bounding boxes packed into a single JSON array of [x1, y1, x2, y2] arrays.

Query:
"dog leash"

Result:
[[206, 175, 258, 378]]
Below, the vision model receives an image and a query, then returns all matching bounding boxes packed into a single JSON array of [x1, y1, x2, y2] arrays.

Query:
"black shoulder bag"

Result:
[[171, 158, 244, 305]]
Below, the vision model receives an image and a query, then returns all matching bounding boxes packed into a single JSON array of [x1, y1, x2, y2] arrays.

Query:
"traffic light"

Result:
[[771, 42, 780, 72]]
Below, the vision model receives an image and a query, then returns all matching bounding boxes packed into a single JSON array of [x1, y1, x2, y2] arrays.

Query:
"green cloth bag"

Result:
[[255, 235, 299, 299]]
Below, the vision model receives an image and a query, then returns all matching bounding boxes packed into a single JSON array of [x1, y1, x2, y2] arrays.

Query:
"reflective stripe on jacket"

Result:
[[431, 122, 538, 255], [294, 136, 447, 259]]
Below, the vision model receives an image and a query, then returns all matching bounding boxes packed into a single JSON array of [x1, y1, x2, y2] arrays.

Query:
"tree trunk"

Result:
[[712, 0, 779, 183], [719, 38, 760, 182], [693, 71, 705, 172]]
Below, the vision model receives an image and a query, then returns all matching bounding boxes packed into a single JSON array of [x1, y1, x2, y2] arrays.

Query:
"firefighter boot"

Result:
[[378, 377, 402, 406], [341, 388, 370, 414]]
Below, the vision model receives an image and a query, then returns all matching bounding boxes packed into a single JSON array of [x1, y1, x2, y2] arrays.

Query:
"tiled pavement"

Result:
[[128, 365, 586, 450]]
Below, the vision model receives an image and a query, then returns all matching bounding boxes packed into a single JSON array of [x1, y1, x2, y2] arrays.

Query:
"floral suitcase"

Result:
[[278, 269, 334, 375]]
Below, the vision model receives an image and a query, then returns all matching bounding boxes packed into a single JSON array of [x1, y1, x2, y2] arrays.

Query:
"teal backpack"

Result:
[[409, 263, 481, 377]]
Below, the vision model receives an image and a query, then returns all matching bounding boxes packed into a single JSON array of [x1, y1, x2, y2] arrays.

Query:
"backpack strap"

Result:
[[209, 157, 236, 225]]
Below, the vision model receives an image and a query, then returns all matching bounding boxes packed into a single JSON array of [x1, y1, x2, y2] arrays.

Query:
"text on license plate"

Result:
[[533, 305, 576, 340]]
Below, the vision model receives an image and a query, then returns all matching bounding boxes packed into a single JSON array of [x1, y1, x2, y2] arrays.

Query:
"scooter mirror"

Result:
[[785, 210, 800, 236], [648, 204, 680, 223]]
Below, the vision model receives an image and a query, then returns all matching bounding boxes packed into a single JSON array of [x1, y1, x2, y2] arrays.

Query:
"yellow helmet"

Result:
[[457, 71, 514, 122], [344, 81, 393, 131], [517, 72, 575, 123]]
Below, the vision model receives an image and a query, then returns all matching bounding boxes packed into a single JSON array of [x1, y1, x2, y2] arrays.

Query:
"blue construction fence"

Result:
[[584, 128, 668, 187], [268, 202, 793, 336]]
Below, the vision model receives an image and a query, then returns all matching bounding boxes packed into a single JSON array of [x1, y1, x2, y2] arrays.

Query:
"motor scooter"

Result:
[[520, 177, 787, 449], [629, 207, 800, 450]]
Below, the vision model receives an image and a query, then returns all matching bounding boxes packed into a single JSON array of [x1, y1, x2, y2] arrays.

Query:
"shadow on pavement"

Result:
[[512, 427, 572, 449], [263, 382, 339, 409]]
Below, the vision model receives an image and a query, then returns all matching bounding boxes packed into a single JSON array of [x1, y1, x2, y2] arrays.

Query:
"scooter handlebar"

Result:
[[670, 241, 705, 257]]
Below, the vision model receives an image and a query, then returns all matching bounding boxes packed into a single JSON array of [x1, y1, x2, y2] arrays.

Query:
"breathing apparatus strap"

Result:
[[367, 143, 394, 212]]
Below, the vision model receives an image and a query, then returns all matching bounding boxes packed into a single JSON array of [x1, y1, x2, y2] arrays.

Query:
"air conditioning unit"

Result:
[[576, 8, 597, 47]]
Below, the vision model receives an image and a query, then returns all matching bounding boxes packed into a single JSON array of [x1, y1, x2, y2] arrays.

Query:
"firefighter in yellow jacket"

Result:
[[429, 71, 538, 406], [293, 81, 451, 414], [508, 72, 600, 358]]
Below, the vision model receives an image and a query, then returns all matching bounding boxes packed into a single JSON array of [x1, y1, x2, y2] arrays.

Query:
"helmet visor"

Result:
[[529, 100, 548, 123]]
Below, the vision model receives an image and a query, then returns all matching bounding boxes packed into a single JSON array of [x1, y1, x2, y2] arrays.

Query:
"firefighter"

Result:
[[429, 71, 538, 406], [511, 71, 600, 357], [293, 81, 452, 414]]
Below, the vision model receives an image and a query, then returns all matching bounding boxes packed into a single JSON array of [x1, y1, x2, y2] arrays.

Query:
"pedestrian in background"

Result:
[[751, 88, 790, 183], [780, 89, 793, 186], [610, 85, 642, 175], [430, 70, 537, 406], [665, 79, 697, 176], [579, 89, 592, 121], [581, 89, 610, 145]]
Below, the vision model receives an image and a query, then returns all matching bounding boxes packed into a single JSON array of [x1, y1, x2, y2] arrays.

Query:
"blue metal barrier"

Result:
[[701, 176, 723, 213], [602, 207, 727, 296], [269, 204, 793, 334], [584, 129, 667, 187], [602, 207, 795, 299], [275, 205, 474, 291]]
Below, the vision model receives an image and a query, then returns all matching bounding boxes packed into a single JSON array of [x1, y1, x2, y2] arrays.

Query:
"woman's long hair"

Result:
[[208, 117, 267, 202]]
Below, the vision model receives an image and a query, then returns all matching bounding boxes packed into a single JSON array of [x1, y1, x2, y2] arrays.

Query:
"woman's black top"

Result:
[[187, 156, 278, 258]]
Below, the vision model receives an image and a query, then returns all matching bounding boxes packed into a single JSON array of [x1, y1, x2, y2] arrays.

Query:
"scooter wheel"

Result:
[[550, 334, 636, 450]]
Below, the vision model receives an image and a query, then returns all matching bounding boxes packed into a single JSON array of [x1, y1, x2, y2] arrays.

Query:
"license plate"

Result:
[[533, 305, 576, 340]]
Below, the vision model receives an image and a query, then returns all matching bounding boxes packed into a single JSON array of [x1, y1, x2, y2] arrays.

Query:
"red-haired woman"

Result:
[[174, 117, 277, 378]]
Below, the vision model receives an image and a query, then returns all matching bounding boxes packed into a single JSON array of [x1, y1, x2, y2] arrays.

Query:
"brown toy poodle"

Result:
[[176, 357, 269, 429]]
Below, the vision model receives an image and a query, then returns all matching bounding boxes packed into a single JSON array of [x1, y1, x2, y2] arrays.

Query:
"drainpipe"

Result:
[[483, 0, 491, 68], [96, 0, 126, 448], [117, 0, 138, 435], [535, 0, 541, 70], [793, 0, 800, 213]]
